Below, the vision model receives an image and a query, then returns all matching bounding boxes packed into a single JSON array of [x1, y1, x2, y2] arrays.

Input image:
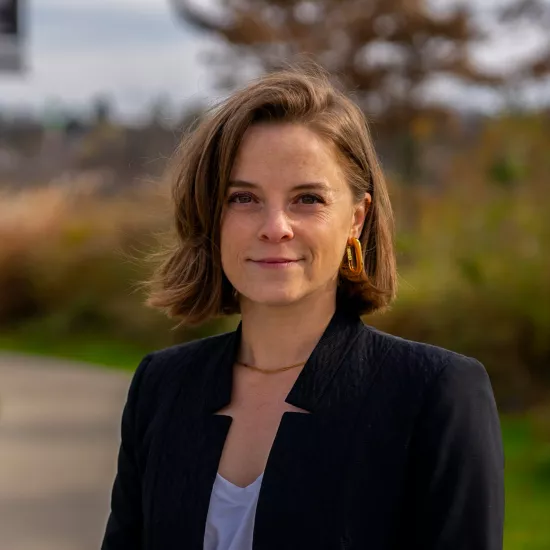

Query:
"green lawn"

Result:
[[502, 416, 550, 550], [0, 331, 149, 371], [0, 337, 548, 548]]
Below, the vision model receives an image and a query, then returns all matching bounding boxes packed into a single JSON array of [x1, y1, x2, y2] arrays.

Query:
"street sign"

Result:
[[0, 0, 22, 71]]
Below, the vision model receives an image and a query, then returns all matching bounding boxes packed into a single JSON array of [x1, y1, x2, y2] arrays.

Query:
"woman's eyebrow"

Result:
[[228, 180, 331, 193]]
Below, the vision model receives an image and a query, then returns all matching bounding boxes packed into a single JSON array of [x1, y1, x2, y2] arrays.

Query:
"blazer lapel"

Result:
[[148, 305, 381, 549], [207, 304, 368, 413], [146, 332, 237, 550], [252, 306, 370, 549]]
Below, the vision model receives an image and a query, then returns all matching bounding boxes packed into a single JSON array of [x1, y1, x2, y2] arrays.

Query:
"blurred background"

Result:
[[0, 0, 549, 549]]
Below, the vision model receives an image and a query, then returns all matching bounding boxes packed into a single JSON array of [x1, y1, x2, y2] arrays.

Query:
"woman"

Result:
[[101, 65, 504, 550]]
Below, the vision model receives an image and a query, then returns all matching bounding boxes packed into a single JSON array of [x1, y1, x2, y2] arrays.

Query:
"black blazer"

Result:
[[101, 306, 504, 550]]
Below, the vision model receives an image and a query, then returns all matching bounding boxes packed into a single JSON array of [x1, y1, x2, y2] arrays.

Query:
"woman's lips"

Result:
[[250, 259, 301, 269]]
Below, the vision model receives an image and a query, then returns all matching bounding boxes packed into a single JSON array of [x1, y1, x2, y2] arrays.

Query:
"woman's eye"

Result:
[[298, 194, 324, 205], [228, 193, 253, 204]]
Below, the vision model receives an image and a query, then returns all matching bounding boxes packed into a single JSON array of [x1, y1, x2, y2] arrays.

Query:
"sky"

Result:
[[0, 0, 549, 122], [0, 0, 217, 121]]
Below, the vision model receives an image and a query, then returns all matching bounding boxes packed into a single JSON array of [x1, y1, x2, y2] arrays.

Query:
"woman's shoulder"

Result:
[[359, 324, 497, 431], [128, 330, 235, 403], [360, 322, 488, 387], [147, 329, 235, 367]]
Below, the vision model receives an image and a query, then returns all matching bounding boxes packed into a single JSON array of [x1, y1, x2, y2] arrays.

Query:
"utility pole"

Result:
[[0, 0, 22, 72]]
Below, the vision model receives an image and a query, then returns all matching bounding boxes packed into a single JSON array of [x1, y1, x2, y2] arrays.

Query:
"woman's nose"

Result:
[[257, 207, 294, 242]]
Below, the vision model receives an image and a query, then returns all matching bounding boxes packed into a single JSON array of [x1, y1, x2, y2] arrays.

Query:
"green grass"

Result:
[[502, 416, 550, 550], [0, 335, 549, 548], [0, 330, 150, 371]]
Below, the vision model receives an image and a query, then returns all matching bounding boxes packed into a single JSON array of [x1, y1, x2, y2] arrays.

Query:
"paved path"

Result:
[[0, 353, 132, 550]]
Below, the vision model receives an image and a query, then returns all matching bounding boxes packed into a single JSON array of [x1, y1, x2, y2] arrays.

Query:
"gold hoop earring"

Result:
[[341, 237, 366, 281]]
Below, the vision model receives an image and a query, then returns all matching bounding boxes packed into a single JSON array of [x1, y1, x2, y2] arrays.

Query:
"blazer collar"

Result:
[[205, 305, 366, 415]]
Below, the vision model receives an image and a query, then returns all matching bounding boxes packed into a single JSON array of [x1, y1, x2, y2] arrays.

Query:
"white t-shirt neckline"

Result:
[[203, 471, 265, 550], [216, 472, 264, 491]]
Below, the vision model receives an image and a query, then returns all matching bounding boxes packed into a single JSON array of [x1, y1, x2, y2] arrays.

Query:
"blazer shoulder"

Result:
[[361, 322, 485, 383], [148, 329, 235, 366], [130, 329, 235, 405]]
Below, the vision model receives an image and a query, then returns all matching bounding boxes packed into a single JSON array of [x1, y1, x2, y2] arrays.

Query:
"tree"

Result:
[[171, 0, 550, 190], [171, 1, 550, 122]]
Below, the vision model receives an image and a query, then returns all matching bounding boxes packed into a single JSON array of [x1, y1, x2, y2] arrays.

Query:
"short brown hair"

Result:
[[143, 62, 397, 326]]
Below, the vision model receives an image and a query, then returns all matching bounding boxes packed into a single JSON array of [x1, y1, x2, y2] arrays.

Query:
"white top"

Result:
[[203, 472, 264, 550]]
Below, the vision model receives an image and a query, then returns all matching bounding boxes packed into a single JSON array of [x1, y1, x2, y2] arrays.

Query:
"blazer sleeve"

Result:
[[101, 353, 153, 550], [408, 355, 505, 550]]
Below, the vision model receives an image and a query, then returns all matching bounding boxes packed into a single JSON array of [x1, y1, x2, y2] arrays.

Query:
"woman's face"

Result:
[[220, 122, 370, 308]]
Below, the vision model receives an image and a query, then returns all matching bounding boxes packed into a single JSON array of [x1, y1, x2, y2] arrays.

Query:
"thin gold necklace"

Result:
[[235, 360, 307, 374]]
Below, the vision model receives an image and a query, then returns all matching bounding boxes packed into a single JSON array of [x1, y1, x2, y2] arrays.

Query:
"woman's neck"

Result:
[[237, 293, 337, 372]]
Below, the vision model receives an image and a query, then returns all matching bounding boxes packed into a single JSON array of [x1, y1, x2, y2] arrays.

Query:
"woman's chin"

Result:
[[240, 287, 304, 307]]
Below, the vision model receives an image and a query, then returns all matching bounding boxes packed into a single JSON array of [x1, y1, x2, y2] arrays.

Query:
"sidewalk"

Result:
[[0, 352, 132, 550]]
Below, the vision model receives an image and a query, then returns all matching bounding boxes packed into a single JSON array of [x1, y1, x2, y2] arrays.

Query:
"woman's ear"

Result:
[[351, 193, 371, 238]]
